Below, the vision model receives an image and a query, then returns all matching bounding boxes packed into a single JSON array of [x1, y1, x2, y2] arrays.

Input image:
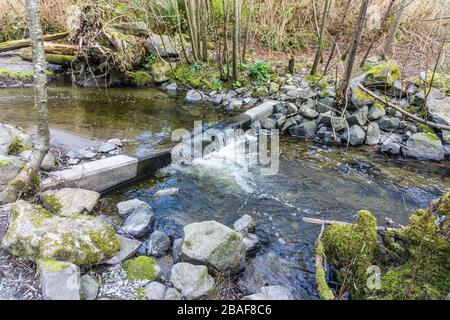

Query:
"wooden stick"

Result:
[[303, 217, 398, 231], [0, 32, 70, 53], [357, 85, 450, 131]]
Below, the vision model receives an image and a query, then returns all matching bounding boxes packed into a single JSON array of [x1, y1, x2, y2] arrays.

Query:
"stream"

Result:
[[1, 85, 449, 299]]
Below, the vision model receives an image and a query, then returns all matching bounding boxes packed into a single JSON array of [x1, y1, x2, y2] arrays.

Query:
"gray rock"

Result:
[[0, 155, 22, 190], [41, 188, 100, 216], [164, 288, 183, 300], [185, 90, 203, 103], [442, 130, 450, 144], [281, 117, 298, 132], [406, 133, 444, 161], [347, 106, 368, 126], [316, 97, 334, 113], [104, 235, 142, 265], [144, 34, 178, 58], [212, 94, 224, 105], [289, 121, 317, 139], [427, 97, 450, 127], [77, 148, 97, 159], [19, 150, 56, 171], [107, 138, 122, 148], [330, 116, 348, 131], [147, 230, 171, 257], [242, 233, 259, 253], [0, 123, 32, 156], [120, 204, 154, 238], [380, 134, 403, 155], [318, 111, 334, 125], [377, 116, 400, 132], [144, 281, 167, 300], [80, 275, 98, 300], [98, 143, 116, 153], [299, 106, 319, 119], [352, 88, 374, 107], [117, 198, 147, 217], [261, 118, 277, 130], [443, 144, 450, 159], [39, 260, 80, 300], [164, 83, 178, 92], [367, 104, 386, 121], [342, 125, 366, 146], [255, 86, 269, 97], [170, 263, 214, 300], [365, 123, 381, 145], [242, 285, 294, 300], [233, 214, 256, 233], [2, 201, 120, 266], [154, 188, 179, 198], [229, 98, 243, 110], [181, 220, 246, 273], [172, 238, 183, 263]]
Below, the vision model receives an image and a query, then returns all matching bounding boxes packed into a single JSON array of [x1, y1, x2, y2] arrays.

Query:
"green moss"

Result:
[[39, 260, 71, 272], [42, 194, 62, 214], [7, 136, 30, 155], [315, 242, 335, 300], [423, 132, 440, 141], [123, 256, 159, 281], [136, 287, 146, 300], [45, 54, 75, 66], [0, 68, 54, 81], [322, 210, 378, 299], [417, 124, 434, 134], [128, 71, 153, 88], [353, 88, 375, 103], [373, 102, 384, 110], [366, 60, 401, 85], [0, 159, 12, 167]]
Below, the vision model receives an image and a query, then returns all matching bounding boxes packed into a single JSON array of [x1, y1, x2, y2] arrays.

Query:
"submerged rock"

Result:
[[39, 260, 80, 300], [154, 188, 179, 198], [242, 285, 295, 300], [2, 201, 120, 266], [406, 133, 444, 161], [170, 262, 214, 300], [181, 220, 246, 273], [40, 188, 100, 216]]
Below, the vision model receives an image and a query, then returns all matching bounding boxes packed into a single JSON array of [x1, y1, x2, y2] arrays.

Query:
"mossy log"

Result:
[[20, 49, 75, 67], [0, 32, 69, 53], [43, 42, 78, 55]]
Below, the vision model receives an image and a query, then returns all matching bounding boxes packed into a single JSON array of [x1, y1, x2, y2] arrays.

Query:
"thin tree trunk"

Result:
[[359, 0, 395, 67], [323, 0, 352, 74], [242, 0, 254, 63], [311, 0, 321, 39], [1, 0, 50, 204], [175, 0, 191, 63], [223, 0, 232, 79], [382, 0, 408, 59], [310, 0, 331, 75], [232, 0, 240, 80], [185, 0, 199, 61], [200, 0, 208, 61], [336, 0, 370, 106]]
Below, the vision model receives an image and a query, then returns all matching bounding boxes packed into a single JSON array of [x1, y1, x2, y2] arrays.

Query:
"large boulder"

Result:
[[38, 260, 81, 300], [0, 155, 22, 190], [170, 262, 214, 300], [406, 133, 444, 161], [427, 97, 450, 128], [1, 201, 121, 266], [181, 220, 246, 273], [144, 34, 178, 58], [40, 188, 100, 216], [364, 60, 401, 86]]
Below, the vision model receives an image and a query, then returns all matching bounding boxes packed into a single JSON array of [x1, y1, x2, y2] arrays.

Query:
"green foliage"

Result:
[[172, 63, 223, 91], [8, 136, 29, 156], [143, 54, 158, 70], [247, 61, 272, 85]]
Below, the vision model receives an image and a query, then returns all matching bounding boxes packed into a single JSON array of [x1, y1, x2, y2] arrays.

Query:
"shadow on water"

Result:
[[109, 135, 449, 299], [0, 85, 229, 156]]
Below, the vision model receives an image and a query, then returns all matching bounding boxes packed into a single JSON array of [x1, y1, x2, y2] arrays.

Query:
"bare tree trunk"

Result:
[[185, 0, 199, 61], [223, 0, 232, 80], [175, 0, 191, 63], [241, 0, 253, 64], [200, 0, 208, 61], [336, 0, 369, 106], [310, 0, 331, 75], [359, 0, 395, 67], [382, 0, 408, 59], [232, 0, 240, 80], [1, 0, 50, 204]]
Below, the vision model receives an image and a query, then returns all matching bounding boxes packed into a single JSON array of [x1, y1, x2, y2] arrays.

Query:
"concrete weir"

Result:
[[42, 100, 278, 194]]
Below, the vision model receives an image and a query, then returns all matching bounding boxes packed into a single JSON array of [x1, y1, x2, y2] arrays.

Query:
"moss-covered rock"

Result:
[[321, 210, 378, 299], [123, 256, 160, 281], [365, 60, 401, 86], [1, 200, 121, 266]]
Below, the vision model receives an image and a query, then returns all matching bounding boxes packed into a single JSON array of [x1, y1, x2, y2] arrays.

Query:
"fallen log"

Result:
[[20, 49, 75, 67], [43, 42, 78, 55], [357, 84, 450, 131], [0, 32, 69, 53], [303, 217, 399, 231]]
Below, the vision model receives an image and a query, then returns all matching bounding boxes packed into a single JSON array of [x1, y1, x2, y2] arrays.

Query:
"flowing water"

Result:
[[1, 86, 449, 299]]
